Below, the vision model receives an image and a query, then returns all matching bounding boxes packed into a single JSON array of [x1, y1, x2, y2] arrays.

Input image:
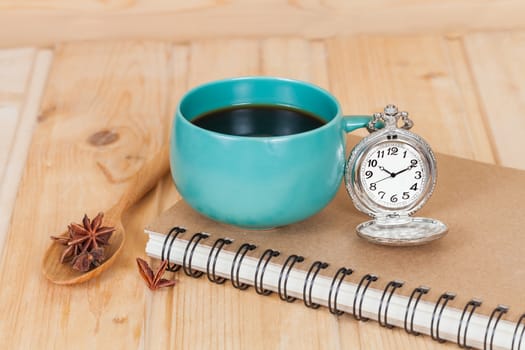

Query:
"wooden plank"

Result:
[[0, 105, 21, 181], [0, 50, 52, 256], [0, 48, 35, 95], [261, 38, 329, 90], [464, 31, 525, 170], [141, 44, 188, 349], [187, 39, 260, 88], [325, 35, 496, 164], [441, 35, 500, 164], [0, 48, 40, 257], [0, 41, 173, 348], [0, 48, 35, 175], [1, 1, 525, 47]]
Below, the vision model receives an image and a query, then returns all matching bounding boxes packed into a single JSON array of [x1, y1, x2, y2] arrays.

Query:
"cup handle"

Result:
[[343, 115, 372, 133]]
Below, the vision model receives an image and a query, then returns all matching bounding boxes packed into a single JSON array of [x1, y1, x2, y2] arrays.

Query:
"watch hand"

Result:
[[379, 166, 394, 176], [393, 164, 416, 177], [372, 175, 392, 185]]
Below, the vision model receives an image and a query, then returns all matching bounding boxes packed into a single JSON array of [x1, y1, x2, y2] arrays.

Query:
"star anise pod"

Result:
[[71, 247, 105, 272], [68, 212, 115, 252], [136, 258, 176, 291], [50, 228, 83, 263], [50, 212, 115, 271]]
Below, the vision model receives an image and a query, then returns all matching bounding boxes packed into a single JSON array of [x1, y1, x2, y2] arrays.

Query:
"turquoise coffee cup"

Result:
[[171, 77, 371, 229]]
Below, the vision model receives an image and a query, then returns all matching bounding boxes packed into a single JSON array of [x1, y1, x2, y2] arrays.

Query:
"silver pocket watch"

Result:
[[344, 104, 447, 246]]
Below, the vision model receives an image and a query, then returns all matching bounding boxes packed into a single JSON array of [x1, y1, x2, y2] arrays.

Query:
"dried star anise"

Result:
[[50, 229, 83, 264], [50, 212, 115, 272], [72, 247, 105, 272], [68, 212, 115, 252], [136, 258, 176, 291]]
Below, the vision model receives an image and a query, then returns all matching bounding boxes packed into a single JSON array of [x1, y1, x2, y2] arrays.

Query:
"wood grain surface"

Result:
[[2, 0, 525, 47], [0, 33, 524, 349]]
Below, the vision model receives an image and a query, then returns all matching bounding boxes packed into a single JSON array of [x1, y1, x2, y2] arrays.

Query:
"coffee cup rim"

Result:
[[176, 76, 342, 141]]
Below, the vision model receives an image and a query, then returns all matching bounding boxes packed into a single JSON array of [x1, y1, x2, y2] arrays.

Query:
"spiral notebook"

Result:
[[145, 152, 525, 350]]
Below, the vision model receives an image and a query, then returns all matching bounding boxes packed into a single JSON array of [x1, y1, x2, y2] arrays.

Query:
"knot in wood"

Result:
[[87, 129, 119, 146]]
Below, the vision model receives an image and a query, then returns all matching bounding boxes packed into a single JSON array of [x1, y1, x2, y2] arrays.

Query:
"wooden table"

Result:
[[1, 5, 525, 349]]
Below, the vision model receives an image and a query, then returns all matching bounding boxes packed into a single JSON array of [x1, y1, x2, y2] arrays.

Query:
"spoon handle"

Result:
[[111, 143, 170, 217]]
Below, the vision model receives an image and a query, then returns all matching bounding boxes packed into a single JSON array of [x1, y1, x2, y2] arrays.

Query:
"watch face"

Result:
[[359, 141, 427, 209]]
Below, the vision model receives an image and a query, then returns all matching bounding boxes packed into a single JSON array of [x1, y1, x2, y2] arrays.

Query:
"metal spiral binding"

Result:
[[254, 249, 280, 295], [352, 274, 378, 321], [159, 228, 525, 350], [206, 238, 233, 284], [182, 232, 209, 278], [277, 254, 304, 303], [512, 313, 525, 350], [484, 305, 509, 350], [328, 267, 353, 315], [457, 299, 482, 348], [230, 243, 257, 290], [378, 280, 404, 328], [431, 292, 456, 343], [404, 286, 430, 335], [302, 261, 329, 309], [161, 226, 186, 272]]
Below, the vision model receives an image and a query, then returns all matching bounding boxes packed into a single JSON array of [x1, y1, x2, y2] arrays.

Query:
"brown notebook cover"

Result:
[[145, 145, 525, 349]]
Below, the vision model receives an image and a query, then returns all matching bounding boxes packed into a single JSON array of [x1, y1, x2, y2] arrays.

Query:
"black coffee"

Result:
[[191, 105, 326, 137]]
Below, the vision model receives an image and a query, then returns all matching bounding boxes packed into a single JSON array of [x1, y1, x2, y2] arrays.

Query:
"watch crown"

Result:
[[384, 104, 398, 116], [368, 104, 413, 133]]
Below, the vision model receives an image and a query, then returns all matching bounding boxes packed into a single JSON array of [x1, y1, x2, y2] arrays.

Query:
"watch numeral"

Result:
[[376, 147, 399, 159], [378, 191, 386, 199], [369, 183, 376, 191], [388, 147, 398, 156], [367, 159, 378, 167], [365, 170, 373, 179], [410, 183, 418, 191], [390, 194, 398, 203], [410, 159, 418, 166], [415, 171, 422, 179], [403, 150, 408, 158], [402, 192, 410, 200]]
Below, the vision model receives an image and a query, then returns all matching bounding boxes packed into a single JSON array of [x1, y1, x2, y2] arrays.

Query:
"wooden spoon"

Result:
[[42, 144, 170, 285]]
